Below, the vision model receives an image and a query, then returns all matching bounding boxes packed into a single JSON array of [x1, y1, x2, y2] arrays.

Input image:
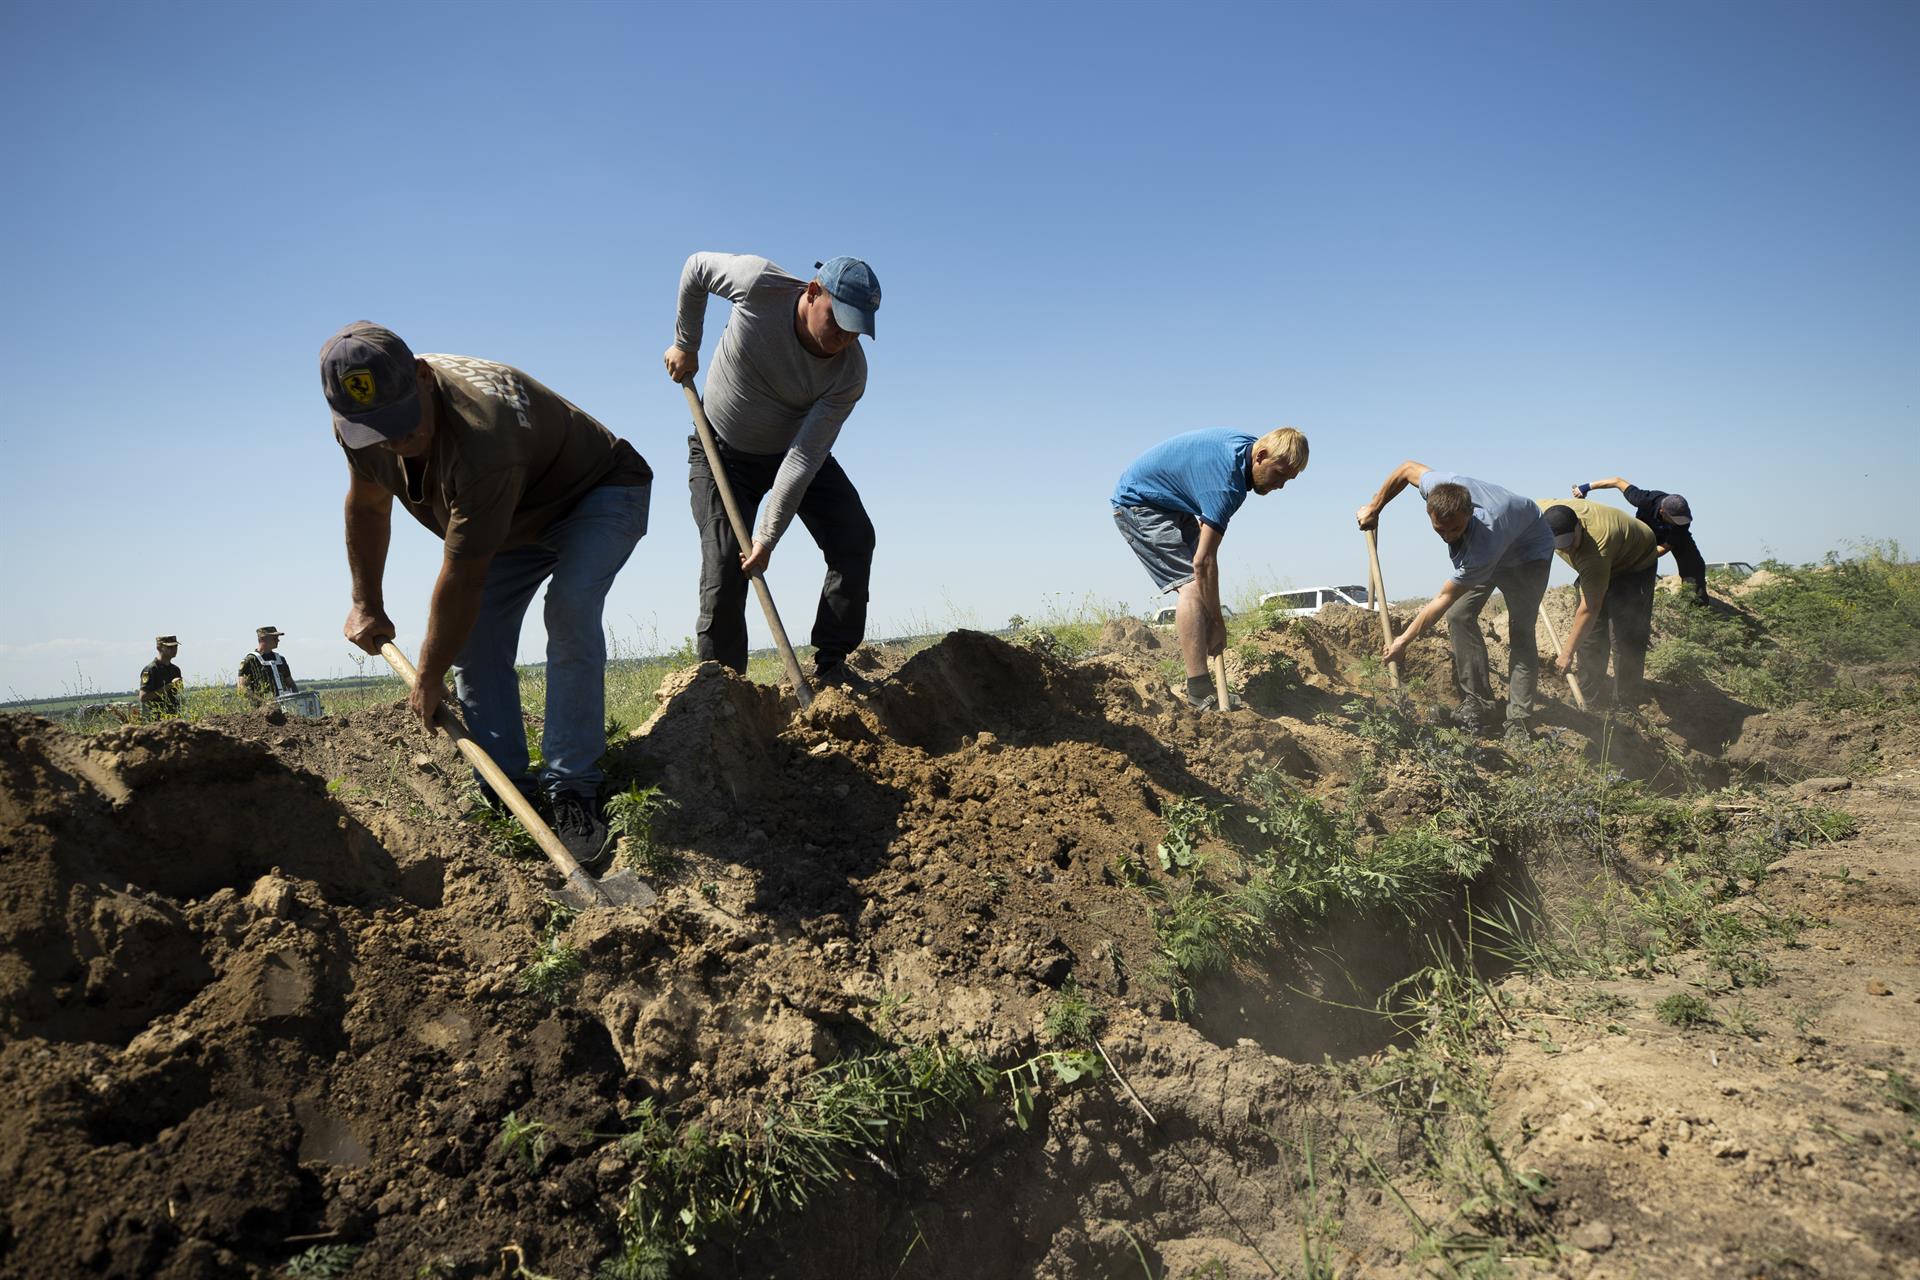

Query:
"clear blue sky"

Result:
[[2, 0, 1915, 700]]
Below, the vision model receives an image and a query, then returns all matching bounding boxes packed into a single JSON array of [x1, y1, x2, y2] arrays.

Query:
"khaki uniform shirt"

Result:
[[341, 355, 652, 562], [1536, 497, 1659, 602]]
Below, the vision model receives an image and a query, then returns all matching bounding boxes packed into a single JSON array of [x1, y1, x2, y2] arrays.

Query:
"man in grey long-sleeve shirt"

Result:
[[663, 252, 881, 682]]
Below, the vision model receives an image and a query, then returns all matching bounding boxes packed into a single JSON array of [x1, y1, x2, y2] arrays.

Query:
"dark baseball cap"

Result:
[[1658, 493, 1693, 526], [1543, 504, 1581, 550], [815, 257, 881, 339], [320, 322, 422, 448]]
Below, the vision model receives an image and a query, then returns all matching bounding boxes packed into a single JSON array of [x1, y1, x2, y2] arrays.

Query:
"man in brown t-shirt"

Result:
[[321, 322, 653, 868]]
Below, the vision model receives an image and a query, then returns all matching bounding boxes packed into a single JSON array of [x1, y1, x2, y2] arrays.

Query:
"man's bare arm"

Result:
[[1386, 578, 1467, 662], [1558, 591, 1600, 671], [400, 553, 493, 731], [1357, 460, 1431, 529], [1573, 476, 1630, 498], [343, 471, 396, 653]]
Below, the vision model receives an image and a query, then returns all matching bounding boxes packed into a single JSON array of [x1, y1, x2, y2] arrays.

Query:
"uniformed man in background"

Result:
[[139, 636, 184, 719], [237, 626, 298, 705]]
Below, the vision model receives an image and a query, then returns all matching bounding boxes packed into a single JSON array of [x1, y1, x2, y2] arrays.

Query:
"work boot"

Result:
[[1449, 699, 1493, 735], [812, 659, 870, 693], [1502, 721, 1533, 751], [551, 792, 614, 874]]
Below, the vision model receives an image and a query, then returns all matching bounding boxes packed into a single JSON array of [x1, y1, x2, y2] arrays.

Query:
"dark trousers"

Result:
[[1576, 563, 1658, 706], [687, 435, 875, 673], [1443, 557, 1550, 726]]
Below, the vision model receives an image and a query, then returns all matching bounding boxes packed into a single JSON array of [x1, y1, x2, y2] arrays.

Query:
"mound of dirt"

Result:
[[3, 595, 1912, 1278], [1096, 615, 1164, 654]]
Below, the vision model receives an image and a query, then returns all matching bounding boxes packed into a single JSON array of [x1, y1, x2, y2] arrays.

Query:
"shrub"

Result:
[[1655, 993, 1714, 1027]]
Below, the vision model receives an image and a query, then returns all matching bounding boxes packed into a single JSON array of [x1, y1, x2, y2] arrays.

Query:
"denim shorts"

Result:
[[1113, 504, 1199, 592]]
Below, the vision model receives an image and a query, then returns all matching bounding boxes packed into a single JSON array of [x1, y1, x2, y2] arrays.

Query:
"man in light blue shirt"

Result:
[[1356, 462, 1554, 740], [1113, 427, 1309, 709]]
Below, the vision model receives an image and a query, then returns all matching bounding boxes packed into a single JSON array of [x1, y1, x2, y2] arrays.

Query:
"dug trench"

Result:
[[1, 597, 1913, 1278]]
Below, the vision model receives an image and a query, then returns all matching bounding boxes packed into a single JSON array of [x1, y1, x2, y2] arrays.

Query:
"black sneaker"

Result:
[[812, 661, 870, 693], [551, 792, 614, 874]]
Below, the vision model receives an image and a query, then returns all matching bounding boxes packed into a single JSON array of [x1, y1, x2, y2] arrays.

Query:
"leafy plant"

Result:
[[517, 900, 583, 1003], [1157, 796, 1222, 872], [1655, 993, 1714, 1028], [498, 1111, 552, 1172], [1043, 979, 1107, 1046], [284, 1244, 363, 1278], [606, 783, 682, 875]]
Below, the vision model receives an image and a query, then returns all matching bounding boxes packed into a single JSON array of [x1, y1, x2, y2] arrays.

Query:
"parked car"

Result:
[[1256, 585, 1376, 617], [1150, 604, 1236, 626], [1704, 561, 1757, 578]]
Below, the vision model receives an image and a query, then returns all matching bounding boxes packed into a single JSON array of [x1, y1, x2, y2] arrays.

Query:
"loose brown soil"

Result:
[[2, 594, 1914, 1278]]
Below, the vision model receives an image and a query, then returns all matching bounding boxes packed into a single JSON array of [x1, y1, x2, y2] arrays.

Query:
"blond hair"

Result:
[[1255, 427, 1308, 472]]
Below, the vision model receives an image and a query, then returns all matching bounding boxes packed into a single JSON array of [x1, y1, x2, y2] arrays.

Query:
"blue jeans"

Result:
[[453, 482, 650, 800]]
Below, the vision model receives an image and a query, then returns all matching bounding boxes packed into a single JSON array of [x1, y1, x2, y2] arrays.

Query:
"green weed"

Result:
[[1042, 979, 1107, 1046], [1883, 1068, 1919, 1116], [498, 1111, 551, 1172], [284, 1244, 363, 1278], [606, 783, 682, 875], [1157, 795, 1222, 872], [600, 1037, 1008, 1276], [517, 901, 583, 1003], [1655, 993, 1714, 1028]]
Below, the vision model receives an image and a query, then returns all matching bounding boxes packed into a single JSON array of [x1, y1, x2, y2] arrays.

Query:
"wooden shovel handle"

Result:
[[1538, 610, 1588, 710], [1364, 528, 1401, 687], [378, 642, 594, 883]]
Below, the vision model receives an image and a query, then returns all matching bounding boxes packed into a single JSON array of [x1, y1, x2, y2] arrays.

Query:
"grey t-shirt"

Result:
[[1418, 470, 1554, 586], [674, 253, 867, 547]]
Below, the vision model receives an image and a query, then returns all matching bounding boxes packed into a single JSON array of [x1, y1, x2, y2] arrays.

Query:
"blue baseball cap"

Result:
[[1658, 493, 1693, 526], [320, 321, 422, 448], [815, 257, 881, 339]]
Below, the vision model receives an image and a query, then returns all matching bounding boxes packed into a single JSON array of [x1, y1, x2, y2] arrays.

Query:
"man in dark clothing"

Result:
[[322, 322, 653, 870], [237, 626, 298, 705], [139, 635, 183, 719], [662, 252, 880, 686], [1573, 477, 1706, 604]]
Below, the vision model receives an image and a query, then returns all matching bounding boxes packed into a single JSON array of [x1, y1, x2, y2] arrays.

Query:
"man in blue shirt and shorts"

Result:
[[1356, 462, 1555, 742], [1112, 427, 1309, 709]]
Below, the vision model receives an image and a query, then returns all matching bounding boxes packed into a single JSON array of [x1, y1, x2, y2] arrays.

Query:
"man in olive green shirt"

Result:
[[1537, 499, 1660, 708], [139, 635, 184, 719]]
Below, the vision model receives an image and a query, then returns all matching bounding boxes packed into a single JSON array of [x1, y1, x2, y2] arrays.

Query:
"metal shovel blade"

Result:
[[562, 865, 658, 911]]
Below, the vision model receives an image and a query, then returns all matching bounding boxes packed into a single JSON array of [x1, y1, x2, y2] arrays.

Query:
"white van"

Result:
[[1256, 585, 1376, 617]]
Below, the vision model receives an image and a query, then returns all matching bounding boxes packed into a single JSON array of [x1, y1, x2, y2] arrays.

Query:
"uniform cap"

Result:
[[814, 257, 881, 339], [320, 322, 422, 448], [155, 635, 179, 648], [256, 626, 285, 639], [1657, 493, 1693, 527]]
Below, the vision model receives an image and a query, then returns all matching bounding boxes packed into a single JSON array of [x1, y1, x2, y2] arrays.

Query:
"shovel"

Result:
[[682, 382, 814, 709], [1537, 610, 1588, 711], [1208, 651, 1231, 710], [1364, 528, 1401, 687], [379, 642, 657, 910]]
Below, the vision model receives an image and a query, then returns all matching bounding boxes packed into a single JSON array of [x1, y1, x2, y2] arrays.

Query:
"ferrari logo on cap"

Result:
[[343, 368, 377, 406]]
